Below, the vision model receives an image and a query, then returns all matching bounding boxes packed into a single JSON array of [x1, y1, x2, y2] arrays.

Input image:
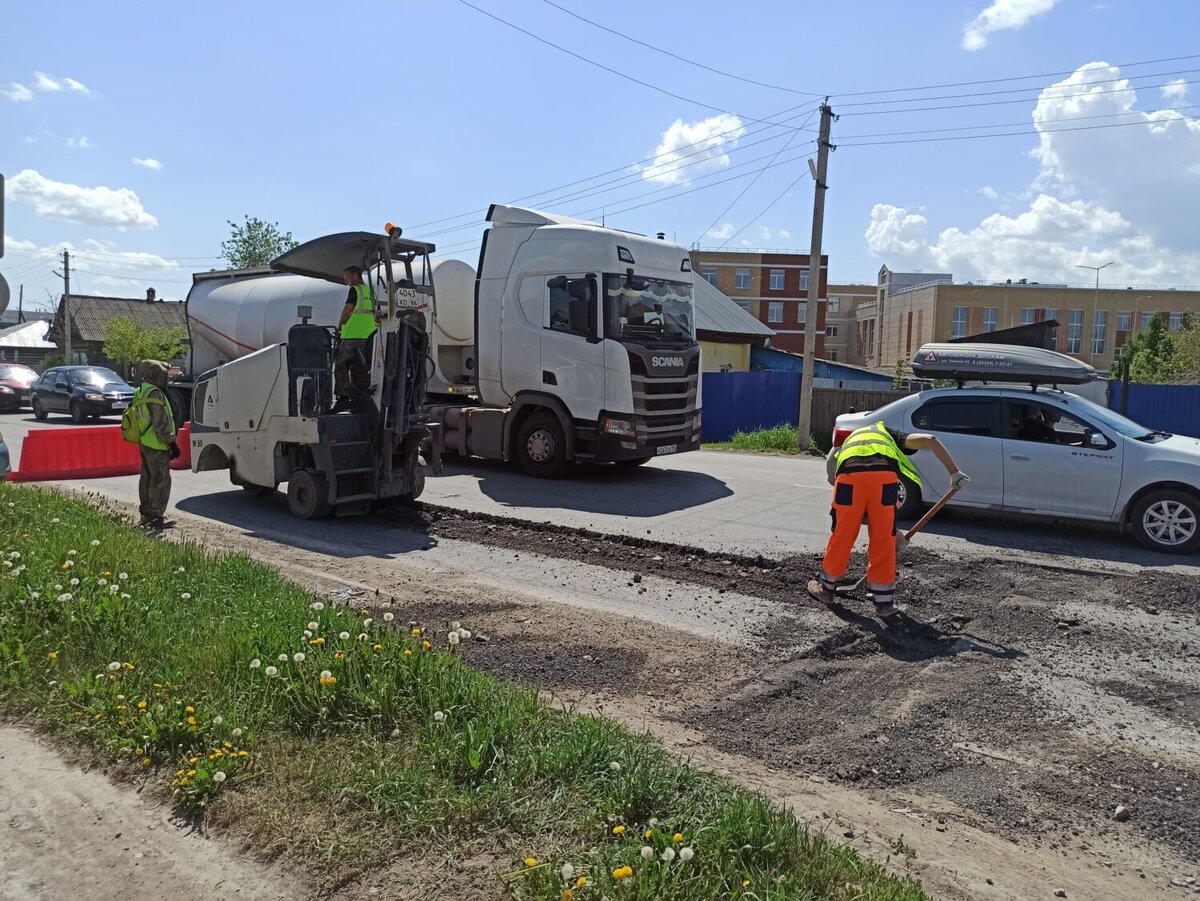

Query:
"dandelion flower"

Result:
[[576, 876, 587, 888], [448, 632, 460, 646], [47, 651, 58, 661], [403, 649, 413, 657], [232, 728, 243, 738], [524, 857, 537, 868], [120, 593, 130, 600], [741, 880, 751, 888], [660, 848, 676, 863], [186, 716, 198, 726], [777, 875, 787, 885], [62, 561, 74, 570], [640, 846, 654, 860], [119, 572, 128, 580], [320, 675, 337, 687], [320, 670, 332, 679], [98, 578, 108, 586], [390, 727, 401, 739], [358, 633, 368, 642], [562, 891, 573, 901], [278, 653, 289, 662], [265, 666, 278, 677], [107, 661, 121, 672], [679, 847, 695, 862], [57, 593, 73, 602], [612, 824, 625, 835], [213, 771, 227, 783], [212, 715, 223, 726], [181, 592, 192, 600], [372, 643, 382, 651], [293, 652, 306, 663], [673, 833, 683, 843], [339, 631, 350, 640], [185, 705, 195, 713], [90, 539, 100, 546], [612, 865, 633, 880], [411, 627, 421, 637], [69, 578, 79, 586], [421, 640, 431, 650], [137, 701, 146, 710], [307, 621, 319, 631], [308, 637, 325, 646], [459, 629, 472, 640], [310, 601, 324, 611], [433, 710, 446, 722], [451, 621, 461, 630], [560, 863, 575, 881], [608, 761, 621, 772], [383, 612, 394, 622], [644, 828, 653, 839], [303, 630, 313, 639], [363, 618, 373, 628], [68, 549, 78, 557], [109, 585, 119, 594], [141, 758, 152, 767], [249, 659, 261, 669]]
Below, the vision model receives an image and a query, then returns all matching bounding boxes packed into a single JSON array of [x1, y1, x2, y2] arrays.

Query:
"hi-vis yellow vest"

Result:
[[836, 421, 922, 485], [122, 383, 174, 450], [340, 284, 376, 340]]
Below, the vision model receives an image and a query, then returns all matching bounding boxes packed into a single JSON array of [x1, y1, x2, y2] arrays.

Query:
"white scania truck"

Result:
[[186, 205, 701, 516]]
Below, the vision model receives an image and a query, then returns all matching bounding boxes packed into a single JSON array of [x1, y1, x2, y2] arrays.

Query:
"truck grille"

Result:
[[626, 351, 699, 440]]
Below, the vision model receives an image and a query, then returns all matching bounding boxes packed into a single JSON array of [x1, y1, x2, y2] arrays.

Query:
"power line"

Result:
[[720, 169, 812, 249], [838, 111, 1200, 147], [537, 0, 824, 96]]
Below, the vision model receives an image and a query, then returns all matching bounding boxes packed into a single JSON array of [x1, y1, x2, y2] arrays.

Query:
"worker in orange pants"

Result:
[[807, 422, 968, 618]]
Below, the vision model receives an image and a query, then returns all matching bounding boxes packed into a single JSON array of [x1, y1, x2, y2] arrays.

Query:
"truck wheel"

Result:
[[242, 483, 278, 497], [287, 470, 332, 520], [70, 400, 86, 424], [32, 398, 47, 421], [516, 411, 571, 478], [895, 474, 924, 520], [1130, 489, 1200, 553]]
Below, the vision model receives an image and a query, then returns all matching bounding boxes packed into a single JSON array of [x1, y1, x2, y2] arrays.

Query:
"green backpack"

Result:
[[121, 387, 167, 445]]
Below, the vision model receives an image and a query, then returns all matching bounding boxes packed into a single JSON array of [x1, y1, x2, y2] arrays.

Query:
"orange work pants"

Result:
[[818, 470, 898, 604]]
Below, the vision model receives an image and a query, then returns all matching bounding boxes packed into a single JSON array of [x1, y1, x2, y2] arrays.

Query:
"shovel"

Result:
[[835, 485, 960, 595]]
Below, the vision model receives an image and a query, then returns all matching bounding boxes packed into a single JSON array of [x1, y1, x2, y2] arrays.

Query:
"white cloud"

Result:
[[779, 229, 792, 240], [867, 62, 1200, 285], [979, 186, 999, 201], [706, 223, 735, 240], [66, 134, 91, 149], [4, 82, 33, 102], [8, 169, 158, 228], [639, 114, 746, 185], [132, 157, 163, 171], [1162, 79, 1188, 103], [33, 72, 64, 92], [962, 0, 1059, 51], [20, 135, 39, 144], [62, 77, 91, 95]]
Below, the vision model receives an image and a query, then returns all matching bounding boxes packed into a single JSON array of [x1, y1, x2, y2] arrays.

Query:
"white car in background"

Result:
[[833, 344, 1200, 554]]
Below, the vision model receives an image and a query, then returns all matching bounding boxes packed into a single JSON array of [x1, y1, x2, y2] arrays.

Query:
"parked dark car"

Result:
[[32, 366, 136, 423], [0, 364, 39, 412]]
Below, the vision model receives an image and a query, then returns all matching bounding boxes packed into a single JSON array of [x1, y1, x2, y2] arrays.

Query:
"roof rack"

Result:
[[910, 342, 1097, 387]]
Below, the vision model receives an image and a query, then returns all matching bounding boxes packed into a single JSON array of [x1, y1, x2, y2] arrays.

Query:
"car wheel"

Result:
[[1130, 489, 1200, 553], [895, 474, 924, 520], [69, 400, 86, 424], [32, 398, 47, 421], [515, 411, 572, 478], [286, 470, 332, 520]]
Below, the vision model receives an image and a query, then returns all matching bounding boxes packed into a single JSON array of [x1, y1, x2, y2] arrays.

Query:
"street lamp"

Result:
[[1076, 261, 1115, 357]]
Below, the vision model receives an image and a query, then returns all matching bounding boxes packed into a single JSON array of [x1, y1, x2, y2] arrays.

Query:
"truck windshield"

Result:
[[603, 274, 694, 344]]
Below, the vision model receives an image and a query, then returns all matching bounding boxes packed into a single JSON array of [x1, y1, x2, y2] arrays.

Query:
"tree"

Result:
[[103, 317, 188, 375], [1116, 317, 1180, 383], [220, 216, 299, 269]]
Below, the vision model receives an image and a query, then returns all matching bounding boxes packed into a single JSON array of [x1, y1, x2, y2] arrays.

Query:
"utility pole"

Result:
[[61, 249, 72, 362], [17, 284, 24, 324], [797, 101, 834, 451]]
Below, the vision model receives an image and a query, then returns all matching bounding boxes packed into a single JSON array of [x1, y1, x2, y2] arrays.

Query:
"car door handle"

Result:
[[1009, 453, 1030, 461]]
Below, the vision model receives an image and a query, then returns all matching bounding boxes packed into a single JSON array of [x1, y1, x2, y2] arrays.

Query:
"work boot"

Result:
[[806, 579, 836, 604], [141, 516, 167, 532], [874, 601, 901, 620]]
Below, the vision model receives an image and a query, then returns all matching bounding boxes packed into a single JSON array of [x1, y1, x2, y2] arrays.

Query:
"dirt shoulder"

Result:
[[0, 724, 299, 901]]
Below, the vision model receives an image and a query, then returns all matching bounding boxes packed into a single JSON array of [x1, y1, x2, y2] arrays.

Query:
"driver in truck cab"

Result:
[[334, 266, 376, 410]]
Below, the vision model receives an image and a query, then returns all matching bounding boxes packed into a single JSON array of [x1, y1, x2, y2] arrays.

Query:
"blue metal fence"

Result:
[[701, 371, 800, 442], [1108, 381, 1200, 439]]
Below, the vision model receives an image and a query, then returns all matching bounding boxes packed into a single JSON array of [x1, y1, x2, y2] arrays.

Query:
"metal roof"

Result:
[[52, 295, 188, 344], [693, 277, 775, 339], [0, 320, 54, 348]]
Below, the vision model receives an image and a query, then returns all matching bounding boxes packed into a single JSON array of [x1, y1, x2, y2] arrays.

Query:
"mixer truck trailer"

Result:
[[186, 205, 701, 516]]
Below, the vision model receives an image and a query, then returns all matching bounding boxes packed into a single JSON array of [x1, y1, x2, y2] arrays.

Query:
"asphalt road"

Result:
[[3, 410, 1197, 575]]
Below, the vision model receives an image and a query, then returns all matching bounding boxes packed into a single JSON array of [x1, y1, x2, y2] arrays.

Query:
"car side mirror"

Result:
[[1087, 431, 1108, 449]]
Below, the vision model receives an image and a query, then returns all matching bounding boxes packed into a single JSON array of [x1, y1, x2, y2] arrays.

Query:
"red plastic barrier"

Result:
[[10, 422, 192, 482]]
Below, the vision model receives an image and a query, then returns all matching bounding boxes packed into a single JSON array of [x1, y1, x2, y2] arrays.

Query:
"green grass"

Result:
[[705, 424, 832, 456], [0, 485, 925, 900]]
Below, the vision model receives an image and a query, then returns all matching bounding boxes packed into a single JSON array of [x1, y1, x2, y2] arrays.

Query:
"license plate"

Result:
[[112, 401, 129, 410], [655, 443, 678, 456]]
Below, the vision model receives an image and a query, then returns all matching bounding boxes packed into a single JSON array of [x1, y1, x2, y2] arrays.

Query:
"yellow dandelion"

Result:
[[742, 879, 751, 888], [644, 828, 653, 839], [187, 769, 197, 777], [141, 758, 152, 767], [309, 636, 325, 646], [184, 705, 195, 714], [237, 750, 249, 757], [137, 701, 146, 710], [186, 716, 197, 725], [777, 875, 788, 885], [372, 643, 382, 652], [411, 627, 421, 636], [563, 891, 573, 901], [189, 756, 198, 764], [524, 857, 538, 868], [421, 640, 431, 650], [320, 676, 337, 687], [223, 741, 233, 749], [134, 747, 144, 755], [612, 824, 626, 835], [612, 865, 633, 880], [122, 662, 134, 670], [47, 651, 58, 660], [673, 832, 684, 843], [403, 649, 413, 657], [575, 876, 587, 888], [334, 652, 344, 660]]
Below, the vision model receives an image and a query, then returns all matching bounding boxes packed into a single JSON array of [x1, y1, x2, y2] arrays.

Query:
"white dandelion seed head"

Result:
[[68, 549, 77, 556], [640, 846, 654, 860], [660, 848, 676, 863], [54, 584, 62, 591], [232, 728, 243, 738], [310, 601, 324, 611], [362, 618, 373, 628], [264, 666, 278, 677], [181, 593, 192, 600], [90, 539, 100, 547], [119, 572, 128, 580], [106, 661, 121, 672], [320, 670, 332, 680], [109, 584, 119, 594], [249, 659, 261, 669], [390, 727, 401, 739], [293, 652, 306, 663], [432, 710, 446, 722], [51, 517, 61, 523], [339, 631, 350, 641], [448, 632, 460, 646], [30, 592, 40, 600], [177, 566, 186, 573], [303, 630, 312, 639], [307, 621, 319, 631], [357, 633, 368, 642], [212, 771, 227, 783], [69, 578, 79, 586], [212, 715, 223, 726], [560, 863, 575, 881], [3, 560, 12, 568], [278, 654, 288, 662], [120, 593, 130, 600], [679, 847, 694, 862], [97, 578, 107, 586], [609, 761, 621, 771], [63, 560, 74, 568], [459, 629, 472, 640], [95, 673, 104, 681], [451, 621, 461, 630], [383, 612, 394, 622], [116, 694, 125, 701]]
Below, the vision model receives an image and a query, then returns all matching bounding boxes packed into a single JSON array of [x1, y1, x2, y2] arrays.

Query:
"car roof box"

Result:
[[910, 342, 1097, 385]]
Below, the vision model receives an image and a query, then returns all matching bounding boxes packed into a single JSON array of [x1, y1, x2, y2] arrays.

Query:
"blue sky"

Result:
[[4, 0, 1200, 309]]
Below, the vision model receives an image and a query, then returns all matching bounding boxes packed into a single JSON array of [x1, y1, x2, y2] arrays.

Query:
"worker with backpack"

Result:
[[121, 359, 180, 530]]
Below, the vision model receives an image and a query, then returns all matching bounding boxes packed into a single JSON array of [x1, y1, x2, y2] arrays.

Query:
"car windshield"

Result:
[[1062, 394, 1158, 439], [0, 367, 34, 379], [603, 274, 694, 344], [73, 368, 125, 387]]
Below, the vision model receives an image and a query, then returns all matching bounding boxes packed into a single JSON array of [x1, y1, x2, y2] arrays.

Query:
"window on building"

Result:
[[799, 272, 809, 291], [767, 302, 783, 323], [797, 304, 806, 324], [983, 307, 999, 333], [1140, 311, 1155, 331], [734, 299, 751, 311], [1092, 309, 1108, 356], [828, 296, 840, 313], [702, 269, 717, 285], [951, 306, 968, 339], [735, 269, 752, 289], [769, 269, 784, 290], [1066, 309, 1084, 354], [827, 347, 838, 361], [1044, 308, 1059, 324], [1116, 311, 1132, 331], [825, 324, 839, 338], [1020, 308, 1035, 325], [1170, 311, 1185, 330]]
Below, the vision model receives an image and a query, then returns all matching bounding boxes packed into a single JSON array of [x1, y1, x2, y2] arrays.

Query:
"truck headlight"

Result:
[[602, 416, 635, 438], [85, 392, 104, 401], [0, 386, 12, 394]]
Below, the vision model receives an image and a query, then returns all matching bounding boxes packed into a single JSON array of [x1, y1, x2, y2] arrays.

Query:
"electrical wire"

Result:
[[837, 111, 1200, 147], [537, 0, 825, 96], [720, 169, 812, 249]]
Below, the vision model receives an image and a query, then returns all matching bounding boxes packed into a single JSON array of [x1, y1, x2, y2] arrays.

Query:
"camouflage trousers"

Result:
[[138, 447, 172, 520]]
